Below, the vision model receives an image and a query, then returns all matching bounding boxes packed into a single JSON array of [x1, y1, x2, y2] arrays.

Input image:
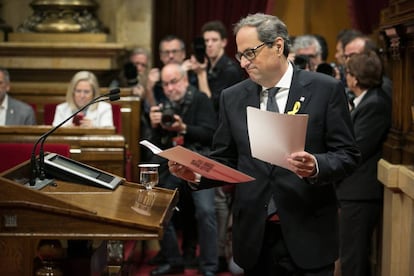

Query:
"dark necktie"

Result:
[[265, 87, 280, 217], [266, 87, 280, 112]]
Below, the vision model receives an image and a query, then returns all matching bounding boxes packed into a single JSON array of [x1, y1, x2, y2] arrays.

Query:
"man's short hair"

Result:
[[201, 20, 227, 39]]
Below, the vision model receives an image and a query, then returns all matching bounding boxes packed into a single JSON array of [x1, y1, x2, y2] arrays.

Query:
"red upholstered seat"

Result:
[[0, 143, 70, 173], [43, 103, 57, 125], [111, 103, 122, 134]]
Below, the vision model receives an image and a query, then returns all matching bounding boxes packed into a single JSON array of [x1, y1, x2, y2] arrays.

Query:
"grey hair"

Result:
[[130, 47, 150, 58], [159, 35, 186, 52], [292, 35, 322, 55], [233, 13, 290, 57], [0, 67, 10, 83]]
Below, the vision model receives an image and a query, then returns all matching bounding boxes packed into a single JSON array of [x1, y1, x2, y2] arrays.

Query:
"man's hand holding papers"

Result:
[[139, 140, 255, 184]]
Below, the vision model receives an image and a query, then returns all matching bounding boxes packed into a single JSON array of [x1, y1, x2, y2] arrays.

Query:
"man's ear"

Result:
[[274, 37, 284, 53]]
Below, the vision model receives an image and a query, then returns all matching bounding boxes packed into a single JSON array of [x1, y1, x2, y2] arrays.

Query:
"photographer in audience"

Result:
[[145, 35, 202, 269], [292, 34, 323, 71], [147, 62, 218, 276], [189, 20, 245, 272]]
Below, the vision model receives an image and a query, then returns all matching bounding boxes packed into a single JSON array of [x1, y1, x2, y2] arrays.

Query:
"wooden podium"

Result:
[[0, 160, 178, 275]]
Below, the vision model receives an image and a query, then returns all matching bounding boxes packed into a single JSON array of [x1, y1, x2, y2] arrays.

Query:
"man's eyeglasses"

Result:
[[160, 49, 183, 57], [235, 42, 267, 62], [162, 75, 184, 88]]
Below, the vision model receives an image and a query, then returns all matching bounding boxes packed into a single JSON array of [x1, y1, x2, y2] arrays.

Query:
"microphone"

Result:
[[28, 88, 121, 189]]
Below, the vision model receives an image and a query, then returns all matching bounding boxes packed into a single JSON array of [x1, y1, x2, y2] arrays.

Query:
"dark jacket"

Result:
[[149, 85, 216, 189], [198, 68, 361, 270], [336, 87, 391, 200]]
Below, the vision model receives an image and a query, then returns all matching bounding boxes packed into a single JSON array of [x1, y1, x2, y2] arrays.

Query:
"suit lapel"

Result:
[[285, 70, 312, 114], [243, 81, 261, 109]]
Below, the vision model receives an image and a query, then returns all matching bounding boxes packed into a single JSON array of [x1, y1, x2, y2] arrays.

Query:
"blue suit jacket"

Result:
[[199, 69, 361, 270]]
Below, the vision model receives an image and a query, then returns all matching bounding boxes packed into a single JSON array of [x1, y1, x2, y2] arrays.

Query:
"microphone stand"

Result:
[[28, 88, 121, 189]]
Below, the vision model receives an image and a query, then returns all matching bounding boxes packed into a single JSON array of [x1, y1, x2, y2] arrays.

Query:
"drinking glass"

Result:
[[138, 163, 160, 190]]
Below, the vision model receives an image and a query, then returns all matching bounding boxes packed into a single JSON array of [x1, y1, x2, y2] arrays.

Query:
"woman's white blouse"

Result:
[[52, 102, 114, 127]]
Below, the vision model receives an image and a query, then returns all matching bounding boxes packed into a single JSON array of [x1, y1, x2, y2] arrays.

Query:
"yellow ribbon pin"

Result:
[[287, 101, 301, 114]]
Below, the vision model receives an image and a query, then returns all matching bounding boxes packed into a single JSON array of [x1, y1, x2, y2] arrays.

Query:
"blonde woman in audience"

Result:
[[53, 71, 113, 127]]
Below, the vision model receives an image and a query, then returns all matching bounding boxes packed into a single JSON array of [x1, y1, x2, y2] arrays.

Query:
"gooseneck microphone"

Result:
[[28, 88, 121, 189]]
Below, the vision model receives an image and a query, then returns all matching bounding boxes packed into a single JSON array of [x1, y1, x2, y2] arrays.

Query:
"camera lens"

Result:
[[161, 102, 176, 127]]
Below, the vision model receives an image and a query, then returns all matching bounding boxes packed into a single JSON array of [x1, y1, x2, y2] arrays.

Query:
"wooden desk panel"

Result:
[[0, 161, 178, 275]]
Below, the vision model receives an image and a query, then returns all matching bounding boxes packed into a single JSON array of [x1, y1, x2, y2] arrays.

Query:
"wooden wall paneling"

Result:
[[380, 0, 414, 164], [273, 0, 352, 63], [378, 1, 414, 276]]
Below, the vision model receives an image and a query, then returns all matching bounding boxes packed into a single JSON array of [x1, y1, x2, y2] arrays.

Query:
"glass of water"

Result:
[[138, 163, 160, 190]]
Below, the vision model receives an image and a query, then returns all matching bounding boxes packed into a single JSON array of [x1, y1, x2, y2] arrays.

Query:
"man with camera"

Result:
[[148, 62, 218, 276], [190, 20, 244, 113], [292, 34, 323, 72], [190, 20, 245, 272]]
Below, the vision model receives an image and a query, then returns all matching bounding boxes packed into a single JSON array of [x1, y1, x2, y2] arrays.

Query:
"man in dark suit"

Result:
[[337, 51, 391, 276], [169, 13, 361, 276], [148, 63, 218, 276], [0, 68, 36, 125], [343, 35, 392, 99], [190, 20, 245, 272]]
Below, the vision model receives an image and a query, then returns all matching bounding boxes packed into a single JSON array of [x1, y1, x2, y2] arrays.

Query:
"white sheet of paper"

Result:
[[140, 140, 255, 183], [247, 106, 308, 170]]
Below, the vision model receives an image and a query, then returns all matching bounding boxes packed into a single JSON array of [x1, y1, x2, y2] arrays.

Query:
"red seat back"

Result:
[[44, 103, 57, 125], [111, 104, 122, 134], [0, 143, 70, 173]]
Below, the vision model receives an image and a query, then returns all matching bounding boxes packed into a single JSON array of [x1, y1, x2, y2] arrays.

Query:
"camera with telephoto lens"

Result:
[[293, 55, 310, 70], [160, 100, 178, 127], [316, 62, 337, 77], [123, 62, 138, 86]]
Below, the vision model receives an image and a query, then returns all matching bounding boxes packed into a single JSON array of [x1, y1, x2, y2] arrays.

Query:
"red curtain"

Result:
[[193, 0, 272, 59], [153, 0, 271, 67], [347, 0, 389, 34]]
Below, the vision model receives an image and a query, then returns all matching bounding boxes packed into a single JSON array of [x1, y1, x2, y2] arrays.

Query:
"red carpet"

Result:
[[120, 241, 236, 276]]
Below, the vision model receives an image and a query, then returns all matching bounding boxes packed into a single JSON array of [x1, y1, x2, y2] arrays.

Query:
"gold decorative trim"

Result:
[[17, 0, 107, 33]]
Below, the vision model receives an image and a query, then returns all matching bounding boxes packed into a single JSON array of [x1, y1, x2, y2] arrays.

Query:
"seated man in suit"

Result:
[[0, 67, 36, 125]]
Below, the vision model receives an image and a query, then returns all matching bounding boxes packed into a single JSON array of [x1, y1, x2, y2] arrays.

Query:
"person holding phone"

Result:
[[52, 71, 114, 128]]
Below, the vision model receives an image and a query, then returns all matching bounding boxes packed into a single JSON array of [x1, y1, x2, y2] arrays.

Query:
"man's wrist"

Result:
[[180, 123, 187, 135], [187, 173, 201, 190]]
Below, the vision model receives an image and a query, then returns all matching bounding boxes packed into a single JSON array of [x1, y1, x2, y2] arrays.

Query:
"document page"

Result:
[[247, 106, 308, 170], [140, 140, 255, 183]]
